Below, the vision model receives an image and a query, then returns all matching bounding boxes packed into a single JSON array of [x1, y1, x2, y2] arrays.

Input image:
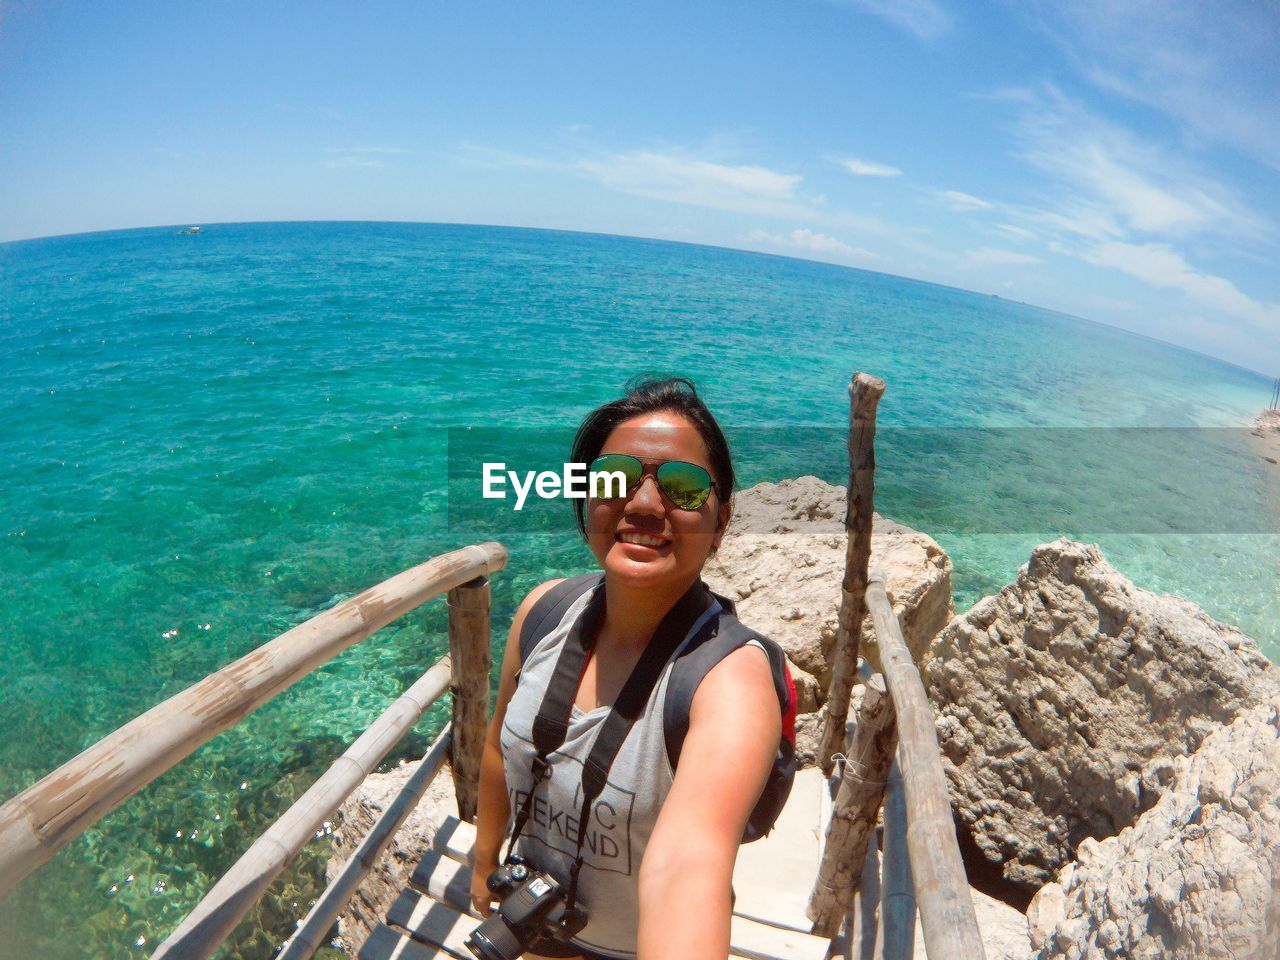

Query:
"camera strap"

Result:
[[506, 577, 719, 914]]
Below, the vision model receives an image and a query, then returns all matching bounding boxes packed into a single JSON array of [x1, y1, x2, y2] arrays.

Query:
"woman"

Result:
[[471, 377, 783, 960]]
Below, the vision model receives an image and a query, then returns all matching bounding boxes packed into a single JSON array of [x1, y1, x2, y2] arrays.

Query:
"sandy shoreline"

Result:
[[1251, 408, 1280, 464], [1248, 409, 1280, 524]]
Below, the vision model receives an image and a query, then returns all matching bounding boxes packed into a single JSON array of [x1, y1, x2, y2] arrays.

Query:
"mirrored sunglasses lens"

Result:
[[657, 461, 712, 509], [589, 455, 642, 499]]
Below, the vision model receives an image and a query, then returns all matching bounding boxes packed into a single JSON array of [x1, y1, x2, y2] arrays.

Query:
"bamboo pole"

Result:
[[447, 577, 491, 823], [808, 674, 898, 937], [277, 725, 453, 960], [819, 372, 887, 775], [848, 831, 882, 960], [151, 657, 453, 960], [0, 541, 508, 898], [874, 755, 915, 960], [866, 573, 984, 960]]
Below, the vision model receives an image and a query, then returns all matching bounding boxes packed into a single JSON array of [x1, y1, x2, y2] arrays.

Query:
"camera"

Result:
[[464, 856, 588, 960]]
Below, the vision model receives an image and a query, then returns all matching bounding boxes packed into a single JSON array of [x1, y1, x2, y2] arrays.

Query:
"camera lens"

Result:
[[464, 915, 526, 960]]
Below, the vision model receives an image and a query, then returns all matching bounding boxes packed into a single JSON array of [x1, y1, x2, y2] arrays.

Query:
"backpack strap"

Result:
[[662, 598, 798, 842], [518, 572, 605, 666]]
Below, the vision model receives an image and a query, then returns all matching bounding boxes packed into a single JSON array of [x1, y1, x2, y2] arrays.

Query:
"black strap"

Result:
[[507, 581, 609, 852], [507, 577, 719, 912], [662, 612, 791, 769], [660, 596, 797, 843], [518, 573, 604, 665]]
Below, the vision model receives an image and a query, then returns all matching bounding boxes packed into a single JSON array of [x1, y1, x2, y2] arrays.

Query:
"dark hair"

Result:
[[570, 376, 735, 540]]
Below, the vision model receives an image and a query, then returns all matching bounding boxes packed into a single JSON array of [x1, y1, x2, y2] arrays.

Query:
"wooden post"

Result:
[[0, 541, 508, 898], [867, 574, 985, 960], [819, 372, 886, 775], [874, 755, 915, 960], [151, 658, 453, 960], [447, 576, 491, 823], [807, 674, 898, 938]]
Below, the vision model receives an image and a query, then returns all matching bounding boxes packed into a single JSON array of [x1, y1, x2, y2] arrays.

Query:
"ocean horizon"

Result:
[[2, 220, 1277, 958]]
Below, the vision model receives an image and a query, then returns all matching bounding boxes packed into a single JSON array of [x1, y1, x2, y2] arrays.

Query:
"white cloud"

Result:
[[1035, 139, 1229, 235], [323, 146, 407, 169], [941, 190, 993, 212], [1080, 241, 1280, 329], [839, 157, 902, 178], [832, 0, 951, 40], [1013, 86, 1266, 241], [994, 223, 1037, 241], [581, 151, 814, 218], [746, 228, 878, 261], [1027, 204, 1125, 241], [454, 142, 555, 170], [1019, 0, 1280, 171], [960, 247, 1042, 268]]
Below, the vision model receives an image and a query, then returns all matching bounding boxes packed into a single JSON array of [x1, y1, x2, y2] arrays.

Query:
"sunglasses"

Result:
[[588, 453, 721, 511]]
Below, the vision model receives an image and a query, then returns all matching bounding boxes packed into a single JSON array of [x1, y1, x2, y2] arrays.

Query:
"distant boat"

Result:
[[177, 225, 202, 235]]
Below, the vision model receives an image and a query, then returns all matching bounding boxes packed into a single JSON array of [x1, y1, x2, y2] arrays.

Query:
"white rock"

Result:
[[930, 538, 1278, 892]]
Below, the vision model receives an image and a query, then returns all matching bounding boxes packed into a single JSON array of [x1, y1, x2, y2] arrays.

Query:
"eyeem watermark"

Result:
[[449, 426, 1279, 534], [482, 462, 624, 511]]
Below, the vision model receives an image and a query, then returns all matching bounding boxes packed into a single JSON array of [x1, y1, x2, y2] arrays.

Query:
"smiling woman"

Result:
[[468, 376, 795, 960]]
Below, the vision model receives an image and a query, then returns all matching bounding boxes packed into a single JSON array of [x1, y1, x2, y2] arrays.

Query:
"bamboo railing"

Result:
[[0, 542, 506, 960], [807, 372, 984, 959], [278, 725, 454, 959]]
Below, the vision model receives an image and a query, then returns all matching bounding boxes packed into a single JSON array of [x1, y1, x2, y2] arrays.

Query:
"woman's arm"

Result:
[[636, 644, 781, 959], [470, 578, 564, 917]]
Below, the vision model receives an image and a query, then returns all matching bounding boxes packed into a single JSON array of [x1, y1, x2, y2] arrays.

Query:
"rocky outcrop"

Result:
[[930, 538, 1278, 892], [704, 475, 953, 718], [326, 760, 458, 952], [1027, 695, 1280, 959]]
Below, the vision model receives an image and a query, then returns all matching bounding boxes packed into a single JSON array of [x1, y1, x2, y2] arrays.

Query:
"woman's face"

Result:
[[586, 411, 731, 589]]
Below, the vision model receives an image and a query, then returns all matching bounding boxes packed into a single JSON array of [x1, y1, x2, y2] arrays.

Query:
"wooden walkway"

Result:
[[359, 768, 832, 960]]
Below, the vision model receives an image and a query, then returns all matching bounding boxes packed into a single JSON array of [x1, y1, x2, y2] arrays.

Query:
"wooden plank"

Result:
[[433, 815, 476, 865], [875, 754, 915, 960], [732, 879, 814, 934], [358, 924, 443, 960], [410, 848, 473, 915], [387, 889, 477, 959], [0, 541, 509, 899], [733, 767, 824, 933], [730, 914, 829, 960], [849, 835, 882, 960]]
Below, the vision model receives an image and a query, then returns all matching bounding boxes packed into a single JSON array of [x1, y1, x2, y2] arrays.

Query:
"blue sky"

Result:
[[2, 0, 1278, 373]]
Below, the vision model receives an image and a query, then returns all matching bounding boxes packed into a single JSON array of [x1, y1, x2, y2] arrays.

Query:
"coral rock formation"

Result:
[[930, 538, 1277, 892]]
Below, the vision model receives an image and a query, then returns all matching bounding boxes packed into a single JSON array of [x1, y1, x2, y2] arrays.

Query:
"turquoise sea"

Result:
[[1, 221, 1277, 958]]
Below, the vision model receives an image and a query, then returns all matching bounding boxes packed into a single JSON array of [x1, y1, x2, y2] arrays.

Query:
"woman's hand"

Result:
[[636, 643, 780, 960], [470, 855, 498, 917]]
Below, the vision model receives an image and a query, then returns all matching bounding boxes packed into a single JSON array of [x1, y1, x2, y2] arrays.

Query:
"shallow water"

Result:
[[1, 222, 1275, 957]]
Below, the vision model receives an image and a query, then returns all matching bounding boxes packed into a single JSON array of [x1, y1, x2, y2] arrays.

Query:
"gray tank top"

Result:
[[500, 585, 724, 959]]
